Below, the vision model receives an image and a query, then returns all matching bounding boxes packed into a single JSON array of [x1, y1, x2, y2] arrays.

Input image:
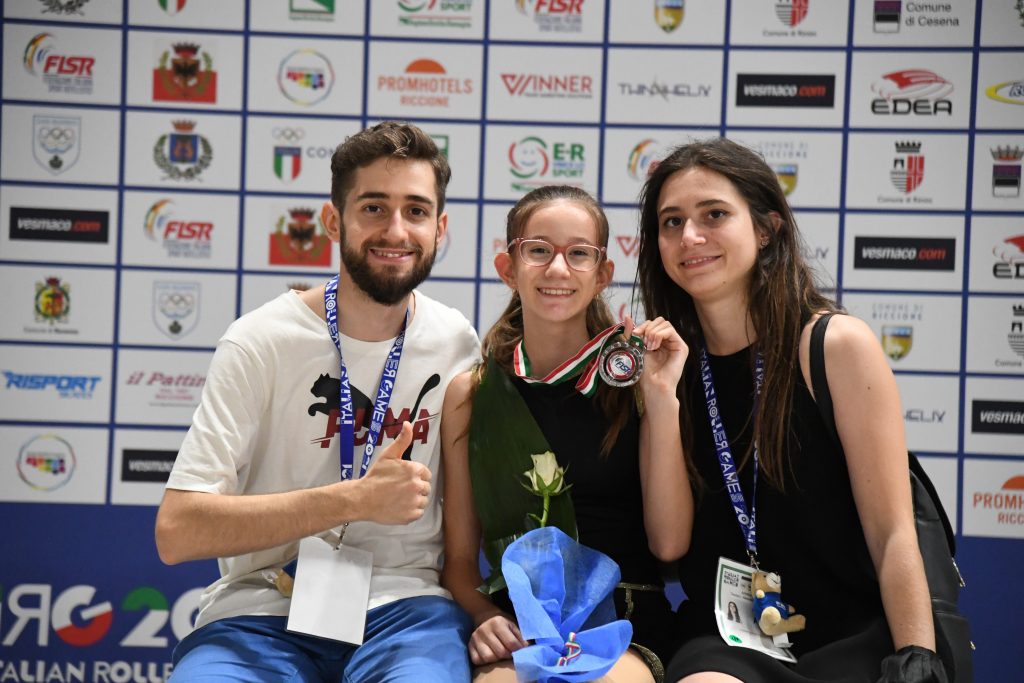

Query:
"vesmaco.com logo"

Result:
[[0, 583, 204, 681]]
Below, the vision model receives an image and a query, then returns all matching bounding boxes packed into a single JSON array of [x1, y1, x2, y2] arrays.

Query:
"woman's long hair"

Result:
[[636, 138, 839, 488], [479, 185, 633, 456]]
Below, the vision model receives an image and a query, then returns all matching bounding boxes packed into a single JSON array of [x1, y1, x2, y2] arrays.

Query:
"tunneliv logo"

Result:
[[853, 236, 955, 271], [398, 0, 473, 29], [33, 114, 80, 175], [971, 399, 1024, 435], [627, 139, 662, 181], [23, 32, 95, 96], [735, 74, 835, 108], [35, 276, 71, 325], [873, 0, 900, 33], [508, 136, 585, 192], [154, 119, 212, 181], [992, 146, 1023, 198], [278, 49, 334, 106], [654, 0, 684, 33], [18, 434, 75, 492], [775, 0, 808, 27], [889, 141, 924, 194], [38, 0, 91, 15], [153, 42, 216, 104], [881, 325, 912, 361], [153, 281, 200, 339], [9, 206, 109, 243], [270, 207, 331, 266], [272, 127, 305, 183], [870, 70, 953, 116]]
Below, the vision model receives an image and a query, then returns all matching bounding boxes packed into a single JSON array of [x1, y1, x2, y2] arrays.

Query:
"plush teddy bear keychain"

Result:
[[751, 570, 807, 636]]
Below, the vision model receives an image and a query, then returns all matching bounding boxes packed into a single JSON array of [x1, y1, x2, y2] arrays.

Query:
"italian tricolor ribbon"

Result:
[[512, 323, 640, 397]]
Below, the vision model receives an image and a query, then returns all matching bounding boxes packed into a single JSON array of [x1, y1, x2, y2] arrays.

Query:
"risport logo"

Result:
[[270, 207, 332, 266], [22, 32, 95, 95], [290, 0, 335, 21], [993, 234, 1024, 280], [986, 79, 1024, 106], [157, 0, 188, 15], [853, 236, 955, 271], [35, 276, 71, 325], [889, 140, 924, 194], [873, 0, 900, 32], [971, 475, 1024, 528], [880, 325, 913, 361], [735, 73, 835, 108], [516, 0, 584, 32], [278, 48, 334, 106], [153, 42, 216, 103], [500, 71, 593, 99], [992, 146, 1023, 198], [0, 582, 203, 663], [17, 434, 75, 491], [871, 69, 953, 116], [972, 399, 1024, 435], [153, 281, 200, 339], [144, 199, 213, 259], [654, 0, 683, 32], [377, 58, 473, 108], [10, 206, 109, 243], [3, 371, 101, 398], [33, 114, 80, 175], [153, 119, 213, 181], [775, 0, 808, 27], [626, 138, 662, 181], [398, 0, 474, 29]]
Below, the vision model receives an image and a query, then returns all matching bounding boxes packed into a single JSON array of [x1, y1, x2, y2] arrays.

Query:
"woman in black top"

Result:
[[634, 139, 945, 682], [441, 185, 692, 682]]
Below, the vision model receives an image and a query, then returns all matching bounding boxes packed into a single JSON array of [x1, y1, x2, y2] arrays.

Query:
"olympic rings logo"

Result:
[[272, 127, 305, 142]]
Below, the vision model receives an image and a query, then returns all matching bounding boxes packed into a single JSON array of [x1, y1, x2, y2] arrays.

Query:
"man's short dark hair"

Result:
[[330, 121, 451, 213]]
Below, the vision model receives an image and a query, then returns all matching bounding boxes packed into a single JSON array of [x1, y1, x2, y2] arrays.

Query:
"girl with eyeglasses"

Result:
[[440, 185, 693, 683]]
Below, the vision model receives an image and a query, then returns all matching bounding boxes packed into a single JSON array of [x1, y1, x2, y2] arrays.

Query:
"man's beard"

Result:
[[339, 226, 437, 305]]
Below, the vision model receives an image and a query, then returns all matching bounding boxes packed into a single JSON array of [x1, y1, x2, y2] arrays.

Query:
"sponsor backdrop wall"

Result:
[[1, 0, 1021, 680]]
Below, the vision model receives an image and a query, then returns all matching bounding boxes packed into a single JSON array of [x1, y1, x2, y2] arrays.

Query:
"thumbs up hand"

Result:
[[357, 422, 432, 525]]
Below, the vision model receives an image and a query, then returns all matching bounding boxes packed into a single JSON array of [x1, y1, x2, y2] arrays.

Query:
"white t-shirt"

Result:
[[167, 289, 479, 629]]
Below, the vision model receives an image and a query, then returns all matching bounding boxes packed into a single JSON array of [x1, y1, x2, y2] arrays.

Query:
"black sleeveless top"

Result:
[[512, 377, 662, 587], [675, 346, 885, 655]]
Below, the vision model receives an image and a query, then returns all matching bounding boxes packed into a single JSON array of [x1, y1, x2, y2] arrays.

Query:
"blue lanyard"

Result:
[[324, 275, 408, 481], [698, 346, 765, 566]]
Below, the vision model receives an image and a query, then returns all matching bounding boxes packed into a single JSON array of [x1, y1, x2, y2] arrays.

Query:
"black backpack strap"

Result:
[[807, 313, 956, 555]]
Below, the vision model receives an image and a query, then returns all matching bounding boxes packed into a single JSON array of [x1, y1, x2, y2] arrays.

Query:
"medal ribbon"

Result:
[[698, 346, 765, 564], [512, 323, 642, 397], [324, 275, 408, 481]]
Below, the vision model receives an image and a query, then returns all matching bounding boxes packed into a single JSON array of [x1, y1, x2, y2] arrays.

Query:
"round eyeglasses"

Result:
[[508, 238, 606, 272]]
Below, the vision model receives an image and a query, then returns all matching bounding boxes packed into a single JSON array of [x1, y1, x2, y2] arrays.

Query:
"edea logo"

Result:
[[17, 434, 75, 491], [154, 119, 213, 181], [377, 58, 473, 108], [870, 69, 953, 116], [10, 206, 109, 243], [654, 0, 684, 33], [991, 146, 1023, 198], [278, 48, 334, 106], [735, 74, 835, 108], [993, 235, 1024, 280], [626, 139, 662, 181], [270, 207, 332, 266], [508, 136, 585, 192], [986, 79, 1024, 106], [516, 0, 585, 33], [144, 199, 213, 259], [398, 0, 474, 29], [153, 42, 217, 103], [23, 32, 95, 96], [0, 582, 202, 655]]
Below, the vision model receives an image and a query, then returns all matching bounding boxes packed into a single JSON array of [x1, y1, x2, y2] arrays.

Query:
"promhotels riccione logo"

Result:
[[501, 72, 593, 99], [973, 475, 1024, 527], [377, 58, 472, 107]]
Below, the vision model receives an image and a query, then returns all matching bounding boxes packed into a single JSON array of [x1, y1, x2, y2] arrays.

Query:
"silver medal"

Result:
[[598, 339, 644, 387]]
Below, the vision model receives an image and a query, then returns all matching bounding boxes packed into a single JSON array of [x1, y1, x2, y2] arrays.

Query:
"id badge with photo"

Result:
[[714, 556, 797, 663], [286, 536, 372, 645]]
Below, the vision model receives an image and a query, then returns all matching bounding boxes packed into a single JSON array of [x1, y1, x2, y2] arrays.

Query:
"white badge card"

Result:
[[714, 557, 797, 663], [287, 536, 373, 644]]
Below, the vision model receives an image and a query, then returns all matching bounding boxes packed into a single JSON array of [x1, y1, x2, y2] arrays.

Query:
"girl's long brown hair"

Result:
[[478, 185, 633, 456], [636, 138, 839, 489]]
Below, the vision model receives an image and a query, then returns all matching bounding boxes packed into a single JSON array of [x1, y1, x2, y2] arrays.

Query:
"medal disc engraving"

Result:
[[598, 340, 644, 387]]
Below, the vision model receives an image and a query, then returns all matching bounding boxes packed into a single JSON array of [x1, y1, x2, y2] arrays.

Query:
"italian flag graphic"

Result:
[[158, 0, 188, 15]]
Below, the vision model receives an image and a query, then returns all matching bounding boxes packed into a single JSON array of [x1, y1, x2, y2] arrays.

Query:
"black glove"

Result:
[[878, 645, 949, 683]]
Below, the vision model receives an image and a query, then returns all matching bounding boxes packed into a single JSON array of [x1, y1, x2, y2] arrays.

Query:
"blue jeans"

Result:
[[170, 595, 472, 682]]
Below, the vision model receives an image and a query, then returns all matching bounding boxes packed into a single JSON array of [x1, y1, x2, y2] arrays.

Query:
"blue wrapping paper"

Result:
[[502, 526, 633, 682]]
